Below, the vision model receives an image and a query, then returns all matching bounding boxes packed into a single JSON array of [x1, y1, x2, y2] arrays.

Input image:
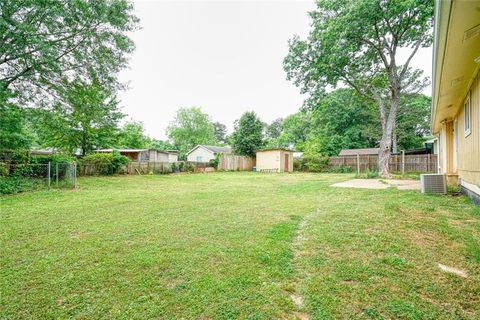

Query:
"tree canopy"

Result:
[[167, 107, 217, 158], [0, 104, 34, 150], [278, 112, 311, 151], [35, 79, 123, 155], [213, 122, 228, 144], [116, 121, 151, 149], [305, 88, 379, 156], [231, 111, 264, 157], [0, 0, 138, 107]]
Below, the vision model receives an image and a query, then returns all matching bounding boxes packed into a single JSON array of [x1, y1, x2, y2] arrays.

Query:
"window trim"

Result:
[[464, 93, 471, 137]]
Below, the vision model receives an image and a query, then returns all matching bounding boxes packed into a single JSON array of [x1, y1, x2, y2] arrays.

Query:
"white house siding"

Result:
[[187, 147, 215, 163]]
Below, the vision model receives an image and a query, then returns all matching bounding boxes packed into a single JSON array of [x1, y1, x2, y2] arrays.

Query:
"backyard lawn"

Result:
[[1, 172, 479, 319]]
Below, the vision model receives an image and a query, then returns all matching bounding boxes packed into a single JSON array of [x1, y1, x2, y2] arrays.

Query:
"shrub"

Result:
[[184, 162, 195, 173], [209, 154, 220, 169], [355, 168, 379, 179], [178, 161, 185, 172], [82, 152, 129, 175], [11, 164, 34, 177], [293, 159, 301, 171], [0, 162, 7, 177], [0, 176, 43, 194], [30, 154, 75, 166], [331, 165, 353, 173], [111, 151, 129, 172], [298, 154, 329, 172]]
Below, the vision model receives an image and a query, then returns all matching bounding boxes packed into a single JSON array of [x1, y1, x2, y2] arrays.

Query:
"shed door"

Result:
[[284, 154, 289, 172]]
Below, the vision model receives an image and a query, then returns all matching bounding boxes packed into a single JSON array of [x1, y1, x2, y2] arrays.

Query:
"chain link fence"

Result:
[[0, 162, 77, 195]]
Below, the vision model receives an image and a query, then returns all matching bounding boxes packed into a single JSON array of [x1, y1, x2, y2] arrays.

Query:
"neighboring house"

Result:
[[338, 148, 379, 156], [29, 148, 82, 157], [186, 145, 231, 163], [29, 148, 56, 156], [432, 0, 480, 204], [256, 149, 294, 173], [95, 149, 178, 163]]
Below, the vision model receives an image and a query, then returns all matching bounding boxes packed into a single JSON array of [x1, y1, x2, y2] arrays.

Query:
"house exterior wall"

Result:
[[256, 150, 293, 173], [187, 147, 214, 163], [457, 71, 480, 187], [155, 151, 170, 162], [168, 153, 178, 163], [437, 71, 480, 188]]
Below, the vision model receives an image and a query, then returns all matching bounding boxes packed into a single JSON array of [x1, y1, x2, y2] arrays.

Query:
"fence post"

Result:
[[401, 150, 405, 175], [56, 163, 59, 187], [356, 153, 360, 174], [73, 161, 77, 189], [427, 153, 430, 172], [47, 162, 51, 189]]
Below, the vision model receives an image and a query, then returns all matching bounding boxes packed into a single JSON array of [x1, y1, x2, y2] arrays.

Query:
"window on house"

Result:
[[196, 156, 202, 162], [464, 94, 471, 136]]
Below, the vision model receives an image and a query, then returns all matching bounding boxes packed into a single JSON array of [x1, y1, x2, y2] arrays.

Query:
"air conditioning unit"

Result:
[[420, 174, 447, 194]]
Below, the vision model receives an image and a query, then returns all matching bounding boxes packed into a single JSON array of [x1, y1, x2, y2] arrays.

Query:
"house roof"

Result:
[[431, 0, 480, 133], [29, 148, 57, 155], [257, 148, 294, 152], [187, 145, 231, 155], [339, 148, 379, 156], [96, 149, 145, 153], [95, 148, 179, 154], [201, 145, 231, 153]]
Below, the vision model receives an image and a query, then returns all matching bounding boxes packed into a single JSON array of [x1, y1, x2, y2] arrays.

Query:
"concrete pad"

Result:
[[331, 179, 390, 189], [385, 179, 420, 190]]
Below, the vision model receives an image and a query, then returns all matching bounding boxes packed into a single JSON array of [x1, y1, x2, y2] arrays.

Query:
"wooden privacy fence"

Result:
[[329, 154, 438, 173], [218, 154, 255, 171]]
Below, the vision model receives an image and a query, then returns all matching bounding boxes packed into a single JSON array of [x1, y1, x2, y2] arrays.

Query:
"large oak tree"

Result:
[[284, 0, 433, 177]]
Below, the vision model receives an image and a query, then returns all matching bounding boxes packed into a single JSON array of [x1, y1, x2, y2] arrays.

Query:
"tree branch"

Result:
[[399, 39, 422, 80]]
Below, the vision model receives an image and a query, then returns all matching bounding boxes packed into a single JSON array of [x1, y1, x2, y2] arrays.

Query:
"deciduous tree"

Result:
[[213, 122, 228, 144], [36, 79, 123, 155], [117, 121, 151, 149], [305, 88, 380, 156], [231, 111, 264, 157], [284, 0, 433, 176], [278, 112, 311, 151], [166, 107, 216, 158], [0, 0, 138, 107]]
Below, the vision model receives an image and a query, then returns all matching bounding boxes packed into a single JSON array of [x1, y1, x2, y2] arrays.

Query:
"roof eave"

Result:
[[431, 0, 453, 133]]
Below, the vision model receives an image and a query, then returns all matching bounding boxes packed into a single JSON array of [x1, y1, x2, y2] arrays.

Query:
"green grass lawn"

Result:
[[1, 173, 479, 319]]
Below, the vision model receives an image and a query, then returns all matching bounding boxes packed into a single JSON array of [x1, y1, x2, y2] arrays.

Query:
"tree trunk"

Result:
[[378, 125, 393, 178], [392, 132, 397, 154], [378, 90, 399, 178]]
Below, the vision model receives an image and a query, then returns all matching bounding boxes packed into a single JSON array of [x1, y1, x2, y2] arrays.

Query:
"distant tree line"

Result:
[[0, 0, 432, 164]]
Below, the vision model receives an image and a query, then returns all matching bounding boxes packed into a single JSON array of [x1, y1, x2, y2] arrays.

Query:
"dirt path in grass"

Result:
[[289, 208, 321, 320]]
